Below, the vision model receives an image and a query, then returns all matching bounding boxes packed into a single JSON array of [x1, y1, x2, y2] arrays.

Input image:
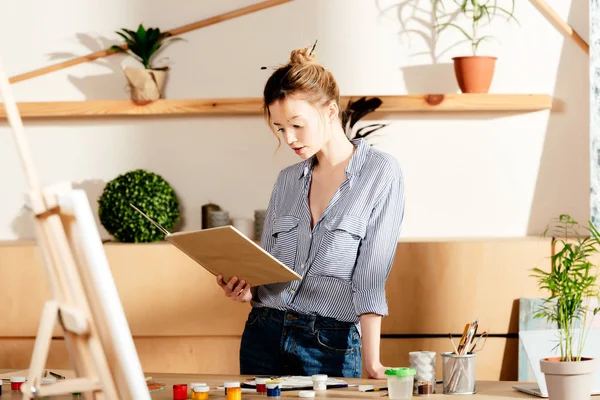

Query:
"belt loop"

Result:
[[309, 315, 316, 333]]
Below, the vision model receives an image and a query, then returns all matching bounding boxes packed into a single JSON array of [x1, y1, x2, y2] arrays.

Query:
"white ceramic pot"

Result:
[[540, 357, 596, 400]]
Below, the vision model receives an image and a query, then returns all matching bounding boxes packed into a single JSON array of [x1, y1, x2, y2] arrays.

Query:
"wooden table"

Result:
[[0, 371, 571, 399]]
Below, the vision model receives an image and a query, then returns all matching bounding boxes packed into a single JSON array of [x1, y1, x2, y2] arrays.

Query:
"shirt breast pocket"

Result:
[[270, 215, 300, 268], [311, 214, 367, 280]]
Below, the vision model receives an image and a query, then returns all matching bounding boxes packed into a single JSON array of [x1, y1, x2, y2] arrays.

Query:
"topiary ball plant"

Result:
[[98, 169, 180, 242]]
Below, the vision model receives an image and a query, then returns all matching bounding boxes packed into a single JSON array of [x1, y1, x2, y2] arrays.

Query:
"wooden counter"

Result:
[[0, 237, 552, 380]]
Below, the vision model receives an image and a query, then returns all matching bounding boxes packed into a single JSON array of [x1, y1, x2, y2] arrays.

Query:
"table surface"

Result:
[[0, 370, 581, 399]]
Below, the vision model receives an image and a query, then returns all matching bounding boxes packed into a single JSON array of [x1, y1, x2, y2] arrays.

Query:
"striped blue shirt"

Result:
[[252, 138, 405, 327]]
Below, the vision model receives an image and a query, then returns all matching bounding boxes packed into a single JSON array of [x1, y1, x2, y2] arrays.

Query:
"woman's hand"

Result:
[[217, 275, 252, 303], [366, 361, 389, 379]]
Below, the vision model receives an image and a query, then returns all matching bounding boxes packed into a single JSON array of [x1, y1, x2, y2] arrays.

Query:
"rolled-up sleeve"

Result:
[[352, 163, 405, 317]]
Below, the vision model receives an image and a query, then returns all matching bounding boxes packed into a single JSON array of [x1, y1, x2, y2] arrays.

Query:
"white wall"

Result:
[[0, 0, 589, 240]]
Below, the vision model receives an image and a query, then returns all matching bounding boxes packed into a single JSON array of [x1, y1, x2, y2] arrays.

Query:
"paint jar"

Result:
[[385, 367, 416, 399], [311, 374, 328, 391], [11, 376, 26, 391], [227, 386, 242, 400], [224, 381, 240, 395], [256, 377, 269, 394], [190, 382, 206, 394], [173, 384, 188, 400], [299, 390, 315, 398], [266, 383, 281, 398], [192, 385, 210, 400]]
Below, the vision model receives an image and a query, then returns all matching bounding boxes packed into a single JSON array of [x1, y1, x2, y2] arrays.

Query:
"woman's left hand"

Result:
[[366, 361, 389, 379]]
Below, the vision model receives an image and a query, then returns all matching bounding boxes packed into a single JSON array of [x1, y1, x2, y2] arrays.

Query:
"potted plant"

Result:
[[109, 24, 182, 104], [531, 214, 600, 400], [432, 0, 518, 93], [98, 169, 180, 242]]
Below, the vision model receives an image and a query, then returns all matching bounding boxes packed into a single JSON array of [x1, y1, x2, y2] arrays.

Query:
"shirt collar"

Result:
[[298, 138, 369, 180]]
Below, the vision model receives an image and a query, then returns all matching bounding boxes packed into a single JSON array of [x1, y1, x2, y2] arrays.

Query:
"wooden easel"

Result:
[[0, 56, 150, 400]]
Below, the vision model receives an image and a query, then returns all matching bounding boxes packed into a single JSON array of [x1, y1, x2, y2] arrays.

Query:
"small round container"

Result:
[[190, 382, 206, 390], [299, 390, 315, 398], [224, 381, 240, 395], [385, 368, 416, 399], [173, 384, 188, 400], [311, 374, 328, 391], [227, 386, 242, 400], [11, 376, 26, 391], [266, 383, 281, 398], [256, 377, 269, 394], [192, 385, 210, 400]]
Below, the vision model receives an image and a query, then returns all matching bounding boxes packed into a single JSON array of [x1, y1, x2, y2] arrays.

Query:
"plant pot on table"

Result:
[[540, 357, 596, 400]]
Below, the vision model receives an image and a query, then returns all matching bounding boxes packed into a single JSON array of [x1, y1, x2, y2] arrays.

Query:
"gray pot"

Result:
[[540, 357, 596, 400]]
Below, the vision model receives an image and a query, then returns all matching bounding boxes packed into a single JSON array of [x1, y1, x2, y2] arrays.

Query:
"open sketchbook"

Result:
[[130, 204, 302, 287]]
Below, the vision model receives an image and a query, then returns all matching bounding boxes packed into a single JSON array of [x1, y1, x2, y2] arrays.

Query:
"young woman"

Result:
[[217, 45, 405, 379]]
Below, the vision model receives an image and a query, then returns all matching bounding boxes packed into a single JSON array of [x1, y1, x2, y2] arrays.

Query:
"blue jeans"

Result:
[[239, 307, 362, 378]]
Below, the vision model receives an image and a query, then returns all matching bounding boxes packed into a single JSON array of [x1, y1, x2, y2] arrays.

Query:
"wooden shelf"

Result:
[[0, 94, 553, 119]]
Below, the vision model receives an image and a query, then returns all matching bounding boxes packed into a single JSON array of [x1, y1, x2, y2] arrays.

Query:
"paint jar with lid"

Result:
[[224, 381, 240, 395], [190, 382, 206, 394], [11, 376, 26, 391], [385, 367, 416, 399], [192, 385, 210, 400], [255, 377, 269, 394], [266, 383, 281, 398], [173, 384, 188, 400], [311, 374, 328, 391], [226, 385, 242, 400], [299, 390, 315, 398]]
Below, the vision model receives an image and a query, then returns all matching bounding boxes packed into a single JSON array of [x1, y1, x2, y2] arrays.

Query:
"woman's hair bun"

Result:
[[288, 47, 317, 67]]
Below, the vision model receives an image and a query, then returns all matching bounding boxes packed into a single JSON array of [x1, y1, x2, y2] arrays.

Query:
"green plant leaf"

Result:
[[472, 35, 499, 52], [486, 5, 519, 24], [435, 22, 473, 40], [116, 31, 135, 48], [109, 45, 127, 54]]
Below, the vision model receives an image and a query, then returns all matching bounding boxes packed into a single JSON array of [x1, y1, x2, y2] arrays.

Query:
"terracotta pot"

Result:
[[540, 357, 596, 400], [123, 66, 168, 105], [452, 56, 496, 93]]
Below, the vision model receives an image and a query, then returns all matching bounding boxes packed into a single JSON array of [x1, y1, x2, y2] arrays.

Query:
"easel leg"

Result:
[[22, 301, 59, 400]]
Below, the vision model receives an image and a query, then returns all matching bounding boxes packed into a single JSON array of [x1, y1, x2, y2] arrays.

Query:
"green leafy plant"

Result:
[[433, 0, 518, 55], [531, 214, 600, 362], [98, 169, 180, 243], [109, 24, 181, 69]]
